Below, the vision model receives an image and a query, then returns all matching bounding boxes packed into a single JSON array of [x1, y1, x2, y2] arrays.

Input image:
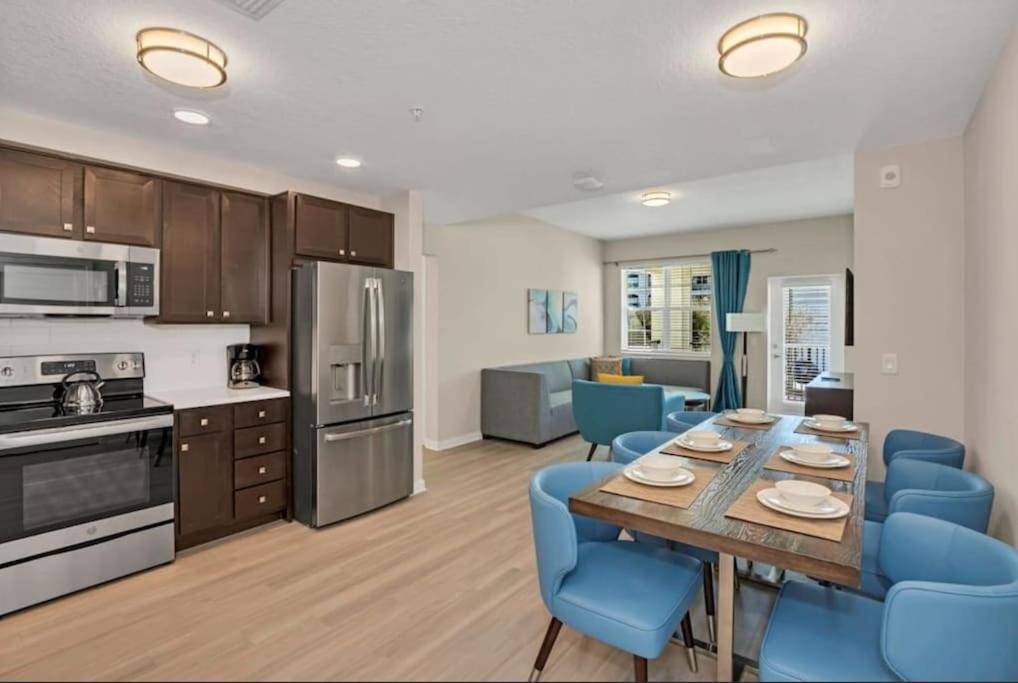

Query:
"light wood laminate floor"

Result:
[[0, 435, 769, 681]]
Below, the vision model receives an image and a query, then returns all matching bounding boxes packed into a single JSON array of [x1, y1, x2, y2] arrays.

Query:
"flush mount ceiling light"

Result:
[[173, 108, 211, 125], [718, 13, 808, 79], [136, 28, 228, 88], [641, 191, 672, 207], [335, 157, 363, 168]]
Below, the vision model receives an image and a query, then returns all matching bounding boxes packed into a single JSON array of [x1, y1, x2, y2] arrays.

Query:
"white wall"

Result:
[[964, 25, 1018, 545], [603, 215, 854, 410], [430, 214, 604, 446], [853, 137, 966, 478]]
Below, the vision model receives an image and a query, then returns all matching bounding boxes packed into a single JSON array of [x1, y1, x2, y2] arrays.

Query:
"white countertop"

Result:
[[148, 385, 290, 411]]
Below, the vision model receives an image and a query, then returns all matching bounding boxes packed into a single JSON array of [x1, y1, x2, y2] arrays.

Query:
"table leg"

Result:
[[717, 553, 735, 681]]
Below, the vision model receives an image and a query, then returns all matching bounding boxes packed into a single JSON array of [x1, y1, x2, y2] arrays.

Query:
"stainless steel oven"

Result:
[[0, 233, 159, 317]]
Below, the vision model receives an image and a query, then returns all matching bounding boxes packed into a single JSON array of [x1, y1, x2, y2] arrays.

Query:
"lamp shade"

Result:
[[726, 312, 766, 332]]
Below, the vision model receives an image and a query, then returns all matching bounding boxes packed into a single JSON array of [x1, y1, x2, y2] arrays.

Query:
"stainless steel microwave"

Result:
[[0, 233, 159, 317]]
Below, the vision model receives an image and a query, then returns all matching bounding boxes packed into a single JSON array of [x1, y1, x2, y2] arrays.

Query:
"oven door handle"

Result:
[[0, 414, 173, 452]]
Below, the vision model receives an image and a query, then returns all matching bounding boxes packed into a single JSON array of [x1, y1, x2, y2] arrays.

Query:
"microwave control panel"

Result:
[[126, 263, 156, 307]]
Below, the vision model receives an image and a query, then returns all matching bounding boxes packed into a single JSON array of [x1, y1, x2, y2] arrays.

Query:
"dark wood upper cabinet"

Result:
[[348, 206, 394, 268], [177, 430, 234, 537], [161, 182, 221, 323], [294, 194, 348, 260], [0, 149, 81, 239], [83, 166, 161, 247], [220, 191, 270, 324]]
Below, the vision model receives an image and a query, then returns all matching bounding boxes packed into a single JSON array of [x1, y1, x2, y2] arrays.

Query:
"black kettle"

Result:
[[61, 370, 105, 413]]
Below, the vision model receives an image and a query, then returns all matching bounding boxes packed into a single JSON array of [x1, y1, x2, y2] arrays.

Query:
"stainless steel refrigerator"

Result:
[[291, 261, 414, 527]]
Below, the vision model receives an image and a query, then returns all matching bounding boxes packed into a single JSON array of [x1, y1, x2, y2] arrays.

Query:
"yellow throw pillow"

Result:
[[597, 373, 644, 385]]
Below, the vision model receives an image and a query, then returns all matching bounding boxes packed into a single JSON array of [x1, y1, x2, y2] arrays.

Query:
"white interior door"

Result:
[[767, 275, 845, 415]]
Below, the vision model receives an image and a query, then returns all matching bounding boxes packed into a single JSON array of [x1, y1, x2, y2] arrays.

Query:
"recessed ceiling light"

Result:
[[173, 109, 211, 125], [336, 157, 363, 169], [641, 191, 672, 207], [718, 13, 808, 79], [136, 27, 228, 88]]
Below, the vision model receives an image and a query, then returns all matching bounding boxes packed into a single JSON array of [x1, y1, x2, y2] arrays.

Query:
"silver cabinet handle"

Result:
[[258, 495, 267, 504], [375, 277, 385, 407], [258, 410, 266, 418], [323, 418, 412, 442], [86, 225, 96, 234], [258, 466, 267, 474], [200, 418, 209, 426], [181, 443, 189, 452], [63, 223, 73, 232], [206, 311, 214, 318], [223, 311, 231, 318], [0, 414, 173, 451], [258, 436, 266, 444]]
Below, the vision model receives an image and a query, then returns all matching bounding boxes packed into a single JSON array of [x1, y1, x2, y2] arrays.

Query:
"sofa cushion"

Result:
[[549, 390, 572, 410], [591, 356, 623, 379], [627, 357, 709, 391], [542, 362, 573, 393], [598, 374, 644, 385], [568, 358, 591, 381]]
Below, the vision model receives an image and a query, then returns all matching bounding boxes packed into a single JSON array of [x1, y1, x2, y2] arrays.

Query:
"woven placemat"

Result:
[[763, 447, 856, 483], [725, 479, 854, 542], [661, 438, 751, 464], [713, 414, 779, 431], [795, 420, 863, 441], [599, 462, 719, 509]]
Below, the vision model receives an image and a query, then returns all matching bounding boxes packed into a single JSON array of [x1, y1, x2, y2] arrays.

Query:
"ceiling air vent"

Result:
[[216, 0, 286, 20]]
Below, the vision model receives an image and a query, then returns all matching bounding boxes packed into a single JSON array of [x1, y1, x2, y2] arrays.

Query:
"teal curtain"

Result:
[[711, 250, 751, 411]]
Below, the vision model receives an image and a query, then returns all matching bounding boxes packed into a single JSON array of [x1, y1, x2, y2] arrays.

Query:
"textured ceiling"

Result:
[[525, 155, 854, 240], [1, 0, 1015, 226]]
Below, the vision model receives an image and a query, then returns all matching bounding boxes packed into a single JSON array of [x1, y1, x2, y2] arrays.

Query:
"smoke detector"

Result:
[[215, 0, 285, 20], [573, 174, 604, 192]]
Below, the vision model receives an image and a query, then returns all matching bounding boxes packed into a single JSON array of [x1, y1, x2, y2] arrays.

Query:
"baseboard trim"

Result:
[[425, 432, 483, 451]]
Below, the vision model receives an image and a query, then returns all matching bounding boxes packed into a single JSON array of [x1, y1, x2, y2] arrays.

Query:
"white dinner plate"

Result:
[[779, 450, 851, 469], [727, 413, 777, 425], [756, 488, 850, 519], [804, 420, 859, 433], [676, 438, 733, 453], [624, 465, 695, 488]]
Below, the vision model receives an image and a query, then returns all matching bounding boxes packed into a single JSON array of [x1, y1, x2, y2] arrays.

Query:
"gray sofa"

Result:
[[481, 356, 710, 447]]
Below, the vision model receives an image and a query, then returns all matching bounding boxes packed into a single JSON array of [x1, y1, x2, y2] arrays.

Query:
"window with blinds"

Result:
[[782, 284, 832, 401], [621, 261, 712, 354]]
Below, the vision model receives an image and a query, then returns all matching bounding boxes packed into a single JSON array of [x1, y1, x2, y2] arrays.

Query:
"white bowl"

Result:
[[813, 414, 846, 429], [791, 443, 834, 463], [736, 408, 766, 417], [685, 430, 721, 447], [636, 453, 682, 481], [775, 480, 831, 509]]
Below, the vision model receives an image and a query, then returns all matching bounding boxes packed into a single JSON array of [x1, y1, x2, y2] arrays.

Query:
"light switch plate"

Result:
[[881, 353, 898, 375]]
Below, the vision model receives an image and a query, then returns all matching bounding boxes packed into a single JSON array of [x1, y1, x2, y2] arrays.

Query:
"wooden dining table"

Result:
[[569, 414, 868, 681]]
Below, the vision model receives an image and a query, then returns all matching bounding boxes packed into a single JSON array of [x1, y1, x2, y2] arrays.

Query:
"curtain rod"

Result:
[[605, 247, 776, 267]]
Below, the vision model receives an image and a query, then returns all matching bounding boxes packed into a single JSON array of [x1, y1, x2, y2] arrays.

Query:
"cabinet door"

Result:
[[0, 148, 81, 239], [220, 192, 269, 323], [178, 430, 234, 537], [294, 194, 348, 260], [84, 166, 160, 247], [161, 182, 221, 323], [348, 206, 394, 268]]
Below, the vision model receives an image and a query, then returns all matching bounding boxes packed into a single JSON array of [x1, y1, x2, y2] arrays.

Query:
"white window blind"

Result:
[[622, 261, 712, 354], [782, 285, 832, 401]]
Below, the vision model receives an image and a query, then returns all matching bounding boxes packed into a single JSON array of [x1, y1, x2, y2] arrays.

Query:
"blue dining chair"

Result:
[[858, 460, 994, 600], [665, 410, 719, 433], [865, 456, 993, 525], [866, 430, 966, 520], [528, 462, 703, 682], [572, 380, 686, 461], [760, 513, 1018, 682], [610, 431, 676, 466]]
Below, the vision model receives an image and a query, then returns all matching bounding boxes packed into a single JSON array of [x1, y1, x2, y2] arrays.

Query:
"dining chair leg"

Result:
[[586, 443, 597, 461], [680, 612, 699, 673], [633, 655, 648, 683], [703, 564, 717, 646], [529, 617, 562, 682]]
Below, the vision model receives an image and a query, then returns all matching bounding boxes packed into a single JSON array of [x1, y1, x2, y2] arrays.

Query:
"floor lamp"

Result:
[[726, 312, 766, 408]]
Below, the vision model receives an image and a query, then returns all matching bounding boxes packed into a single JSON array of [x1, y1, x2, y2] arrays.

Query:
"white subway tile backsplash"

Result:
[[0, 319, 249, 392]]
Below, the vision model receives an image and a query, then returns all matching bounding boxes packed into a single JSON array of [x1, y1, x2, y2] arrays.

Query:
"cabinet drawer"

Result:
[[234, 451, 285, 490], [178, 405, 233, 437], [234, 422, 287, 458], [235, 480, 286, 520], [234, 398, 287, 429]]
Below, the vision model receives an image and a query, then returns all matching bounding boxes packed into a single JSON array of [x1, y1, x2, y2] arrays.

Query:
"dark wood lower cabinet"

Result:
[[176, 397, 291, 550]]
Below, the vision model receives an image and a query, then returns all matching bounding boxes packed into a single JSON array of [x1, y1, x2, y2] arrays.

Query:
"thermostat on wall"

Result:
[[880, 165, 901, 188]]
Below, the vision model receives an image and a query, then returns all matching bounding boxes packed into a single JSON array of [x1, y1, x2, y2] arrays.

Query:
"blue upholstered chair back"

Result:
[[610, 431, 675, 465], [529, 462, 622, 608], [883, 429, 965, 469], [666, 410, 719, 433], [877, 513, 1018, 681], [883, 459, 993, 532], [571, 380, 678, 446]]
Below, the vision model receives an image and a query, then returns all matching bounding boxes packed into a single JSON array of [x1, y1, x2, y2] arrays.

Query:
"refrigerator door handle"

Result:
[[362, 278, 374, 407], [375, 277, 385, 407], [323, 418, 413, 442]]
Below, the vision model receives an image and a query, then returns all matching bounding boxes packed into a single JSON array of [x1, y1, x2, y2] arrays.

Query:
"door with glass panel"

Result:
[[767, 275, 845, 415]]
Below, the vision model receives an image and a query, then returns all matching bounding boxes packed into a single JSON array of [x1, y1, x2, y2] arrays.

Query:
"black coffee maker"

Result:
[[227, 344, 262, 389]]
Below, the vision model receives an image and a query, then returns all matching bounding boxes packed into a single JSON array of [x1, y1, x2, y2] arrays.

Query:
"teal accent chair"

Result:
[[572, 380, 686, 461]]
